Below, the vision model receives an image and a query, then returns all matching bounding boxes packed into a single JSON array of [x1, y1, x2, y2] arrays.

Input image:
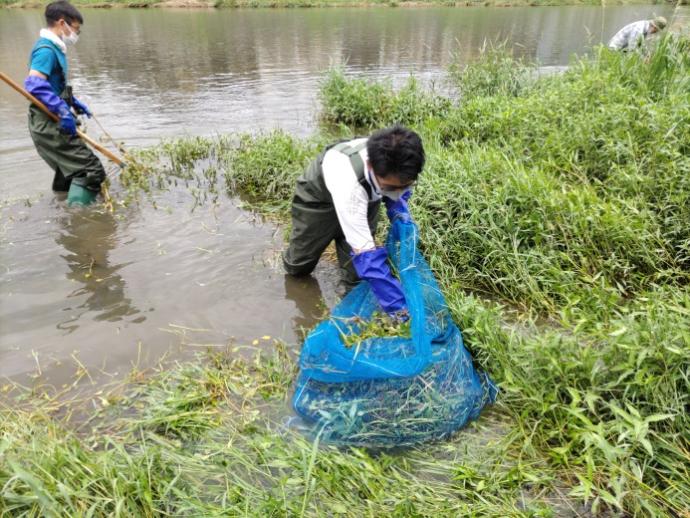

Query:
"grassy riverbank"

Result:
[[2, 37, 689, 516], [0, 0, 673, 9]]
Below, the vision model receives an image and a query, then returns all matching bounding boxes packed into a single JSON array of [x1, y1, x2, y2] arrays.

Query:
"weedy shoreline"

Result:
[[2, 37, 689, 516]]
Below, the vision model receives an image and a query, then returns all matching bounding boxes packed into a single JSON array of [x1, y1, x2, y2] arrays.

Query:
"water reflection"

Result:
[[0, 6, 674, 198], [55, 209, 143, 333], [67, 7, 672, 88], [283, 274, 326, 339]]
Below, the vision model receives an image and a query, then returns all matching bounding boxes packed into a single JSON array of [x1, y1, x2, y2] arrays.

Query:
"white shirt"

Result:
[[322, 138, 382, 252], [608, 20, 651, 51]]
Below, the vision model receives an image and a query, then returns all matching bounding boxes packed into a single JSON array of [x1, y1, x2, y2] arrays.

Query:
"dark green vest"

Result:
[[297, 140, 375, 205], [330, 141, 373, 199]]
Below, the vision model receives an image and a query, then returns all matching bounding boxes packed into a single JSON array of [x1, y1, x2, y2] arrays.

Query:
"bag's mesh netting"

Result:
[[293, 219, 497, 448]]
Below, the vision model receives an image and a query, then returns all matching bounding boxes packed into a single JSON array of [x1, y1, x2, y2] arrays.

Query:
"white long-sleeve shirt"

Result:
[[608, 20, 652, 51], [322, 138, 383, 252]]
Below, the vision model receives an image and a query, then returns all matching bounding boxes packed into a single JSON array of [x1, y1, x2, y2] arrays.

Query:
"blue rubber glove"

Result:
[[351, 247, 407, 316], [25, 76, 77, 136], [58, 110, 77, 136], [71, 96, 92, 118], [383, 189, 413, 223]]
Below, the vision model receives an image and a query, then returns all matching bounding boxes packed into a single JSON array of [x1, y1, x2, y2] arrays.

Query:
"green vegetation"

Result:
[[337, 311, 412, 347], [224, 132, 322, 215], [3, 37, 690, 516], [320, 74, 451, 129], [0, 345, 546, 516]]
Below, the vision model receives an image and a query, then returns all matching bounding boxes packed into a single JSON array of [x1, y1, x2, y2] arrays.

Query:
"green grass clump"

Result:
[[448, 287, 690, 516], [319, 69, 451, 130], [222, 130, 321, 214], [448, 41, 535, 99], [433, 71, 688, 306], [413, 144, 674, 315]]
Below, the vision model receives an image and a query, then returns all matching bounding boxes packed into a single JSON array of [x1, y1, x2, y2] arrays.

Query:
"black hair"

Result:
[[45, 1, 83, 27], [366, 125, 425, 183]]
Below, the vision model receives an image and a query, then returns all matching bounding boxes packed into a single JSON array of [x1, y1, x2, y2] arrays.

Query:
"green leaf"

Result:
[[639, 437, 654, 457], [644, 413, 674, 424], [608, 326, 628, 337], [8, 460, 59, 518]]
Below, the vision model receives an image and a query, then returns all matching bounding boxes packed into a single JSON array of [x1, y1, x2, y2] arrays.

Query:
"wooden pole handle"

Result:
[[0, 71, 126, 168]]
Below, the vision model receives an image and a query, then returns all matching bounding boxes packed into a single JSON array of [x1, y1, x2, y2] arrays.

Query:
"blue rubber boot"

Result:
[[67, 183, 97, 207]]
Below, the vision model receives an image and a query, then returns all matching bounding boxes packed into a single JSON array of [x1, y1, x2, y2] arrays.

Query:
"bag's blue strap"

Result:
[[393, 220, 432, 361]]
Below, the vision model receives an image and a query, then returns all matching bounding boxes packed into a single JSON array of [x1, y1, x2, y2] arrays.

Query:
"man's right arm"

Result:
[[322, 150, 376, 252], [629, 23, 648, 48], [24, 50, 76, 135], [25, 46, 64, 114], [27, 46, 55, 82], [322, 151, 408, 317], [28, 70, 48, 80]]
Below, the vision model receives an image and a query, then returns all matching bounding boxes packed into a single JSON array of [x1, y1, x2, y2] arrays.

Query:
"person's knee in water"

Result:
[[24, 1, 105, 206], [283, 124, 425, 320]]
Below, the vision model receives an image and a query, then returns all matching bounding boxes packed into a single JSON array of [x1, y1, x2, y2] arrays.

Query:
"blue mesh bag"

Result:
[[292, 219, 497, 447]]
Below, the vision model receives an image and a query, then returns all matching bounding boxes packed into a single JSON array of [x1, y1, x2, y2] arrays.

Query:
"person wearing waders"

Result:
[[608, 16, 667, 51], [283, 125, 424, 321], [24, 1, 105, 206]]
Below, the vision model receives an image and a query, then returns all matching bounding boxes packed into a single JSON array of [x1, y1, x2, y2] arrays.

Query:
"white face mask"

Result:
[[383, 189, 405, 202], [61, 22, 79, 45]]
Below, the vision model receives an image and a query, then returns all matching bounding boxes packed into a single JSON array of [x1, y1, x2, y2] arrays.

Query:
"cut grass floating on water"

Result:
[[0, 346, 550, 516], [117, 136, 231, 208]]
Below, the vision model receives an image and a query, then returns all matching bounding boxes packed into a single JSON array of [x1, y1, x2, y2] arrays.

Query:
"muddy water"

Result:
[[0, 5, 673, 386], [1, 189, 341, 383]]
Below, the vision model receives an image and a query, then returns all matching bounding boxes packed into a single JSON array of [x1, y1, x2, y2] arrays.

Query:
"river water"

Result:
[[0, 5, 673, 386]]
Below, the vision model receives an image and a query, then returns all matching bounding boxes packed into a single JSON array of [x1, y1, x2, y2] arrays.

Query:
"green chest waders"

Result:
[[27, 45, 105, 206], [283, 140, 381, 286]]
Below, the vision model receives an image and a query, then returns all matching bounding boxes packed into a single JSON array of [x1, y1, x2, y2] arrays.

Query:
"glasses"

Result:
[[63, 20, 81, 35], [378, 180, 416, 192], [374, 172, 416, 190]]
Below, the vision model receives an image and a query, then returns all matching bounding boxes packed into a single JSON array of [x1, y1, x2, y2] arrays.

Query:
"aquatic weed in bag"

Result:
[[292, 219, 497, 447]]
